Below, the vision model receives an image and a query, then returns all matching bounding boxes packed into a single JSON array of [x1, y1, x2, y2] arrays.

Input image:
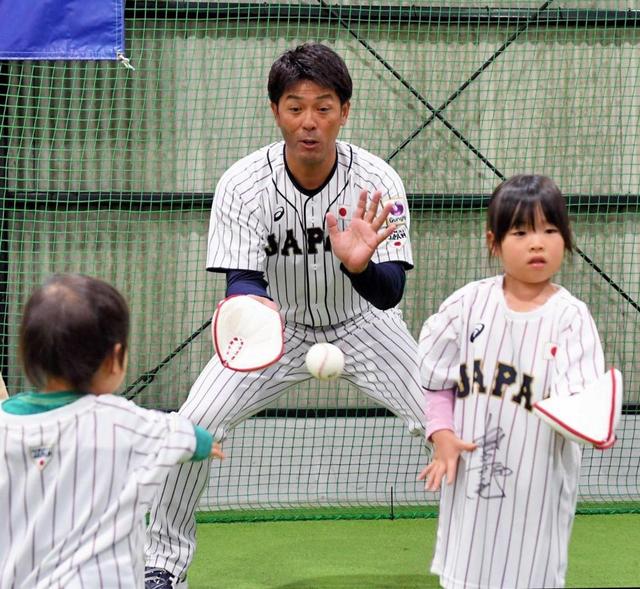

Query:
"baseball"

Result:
[[305, 343, 345, 380]]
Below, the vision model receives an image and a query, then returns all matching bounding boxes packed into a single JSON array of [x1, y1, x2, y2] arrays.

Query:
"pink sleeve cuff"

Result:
[[424, 387, 455, 440]]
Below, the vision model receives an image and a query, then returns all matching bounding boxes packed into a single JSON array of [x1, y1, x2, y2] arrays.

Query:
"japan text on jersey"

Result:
[[208, 141, 414, 326]]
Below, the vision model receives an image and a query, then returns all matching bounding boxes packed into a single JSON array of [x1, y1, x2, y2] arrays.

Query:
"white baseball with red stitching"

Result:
[[305, 343, 344, 380]]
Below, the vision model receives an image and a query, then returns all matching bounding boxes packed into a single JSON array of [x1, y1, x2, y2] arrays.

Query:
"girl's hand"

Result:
[[418, 430, 477, 492]]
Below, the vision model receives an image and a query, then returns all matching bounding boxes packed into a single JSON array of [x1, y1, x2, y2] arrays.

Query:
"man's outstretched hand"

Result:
[[326, 189, 396, 274]]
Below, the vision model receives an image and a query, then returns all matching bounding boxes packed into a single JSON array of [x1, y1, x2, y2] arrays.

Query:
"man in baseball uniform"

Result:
[[145, 42, 425, 588]]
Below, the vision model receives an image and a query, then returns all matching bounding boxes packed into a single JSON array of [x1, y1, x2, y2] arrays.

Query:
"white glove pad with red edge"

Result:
[[533, 368, 623, 450], [212, 295, 284, 371]]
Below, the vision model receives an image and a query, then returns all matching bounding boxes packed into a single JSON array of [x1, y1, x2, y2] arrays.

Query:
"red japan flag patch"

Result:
[[544, 342, 559, 360]]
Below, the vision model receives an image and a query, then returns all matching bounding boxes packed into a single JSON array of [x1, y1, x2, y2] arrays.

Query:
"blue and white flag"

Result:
[[0, 0, 124, 60]]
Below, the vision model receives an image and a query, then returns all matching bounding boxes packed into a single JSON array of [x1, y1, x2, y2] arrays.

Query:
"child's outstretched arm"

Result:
[[418, 388, 476, 491], [211, 442, 225, 460], [192, 425, 227, 461]]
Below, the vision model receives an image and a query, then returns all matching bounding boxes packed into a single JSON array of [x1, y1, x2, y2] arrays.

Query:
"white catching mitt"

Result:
[[533, 368, 622, 450], [212, 295, 284, 371]]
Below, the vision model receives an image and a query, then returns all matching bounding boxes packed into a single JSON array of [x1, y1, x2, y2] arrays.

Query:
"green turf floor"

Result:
[[188, 514, 639, 588]]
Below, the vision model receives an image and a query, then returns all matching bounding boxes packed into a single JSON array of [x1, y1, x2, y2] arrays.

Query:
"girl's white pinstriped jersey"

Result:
[[419, 275, 604, 589], [0, 394, 198, 588], [207, 140, 413, 327]]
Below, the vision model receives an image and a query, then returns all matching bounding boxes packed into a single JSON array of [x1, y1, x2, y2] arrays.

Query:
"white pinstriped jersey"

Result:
[[206, 140, 413, 326], [0, 394, 198, 589], [418, 275, 604, 589]]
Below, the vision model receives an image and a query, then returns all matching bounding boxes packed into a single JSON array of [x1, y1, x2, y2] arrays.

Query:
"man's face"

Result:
[[271, 80, 350, 174]]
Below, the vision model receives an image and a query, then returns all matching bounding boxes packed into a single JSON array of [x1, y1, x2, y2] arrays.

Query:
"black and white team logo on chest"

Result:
[[470, 323, 485, 343], [273, 206, 285, 221]]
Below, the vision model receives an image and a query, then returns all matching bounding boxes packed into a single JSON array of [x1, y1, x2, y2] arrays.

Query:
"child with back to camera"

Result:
[[0, 273, 223, 589], [418, 175, 605, 588]]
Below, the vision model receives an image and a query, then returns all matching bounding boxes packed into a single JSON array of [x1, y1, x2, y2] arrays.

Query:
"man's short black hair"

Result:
[[19, 273, 129, 390], [268, 42, 352, 105], [487, 174, 574, 252]]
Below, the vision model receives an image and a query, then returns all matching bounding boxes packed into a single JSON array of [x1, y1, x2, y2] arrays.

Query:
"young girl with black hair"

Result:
[[418, 175, 605, 589]]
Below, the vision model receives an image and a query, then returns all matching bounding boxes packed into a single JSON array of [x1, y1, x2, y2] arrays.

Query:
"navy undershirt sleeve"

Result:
[[226, 269, 270, 299], [340, 261, 406, 310], [226, 263, 405, 310]]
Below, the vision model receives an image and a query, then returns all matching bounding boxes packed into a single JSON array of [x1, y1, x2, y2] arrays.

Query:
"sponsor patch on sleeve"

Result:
[[387, 225, 408, 247], [382, 198, 407, 228]]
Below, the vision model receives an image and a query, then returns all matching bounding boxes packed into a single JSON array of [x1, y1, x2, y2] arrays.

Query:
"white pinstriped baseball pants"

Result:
[[145, 307, 425, 578]]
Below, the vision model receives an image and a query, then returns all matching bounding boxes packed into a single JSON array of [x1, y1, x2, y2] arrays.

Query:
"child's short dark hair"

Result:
[[19, 274, 129, 390], [268, 42, 353, 105], [487, 174, 574, 252]]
